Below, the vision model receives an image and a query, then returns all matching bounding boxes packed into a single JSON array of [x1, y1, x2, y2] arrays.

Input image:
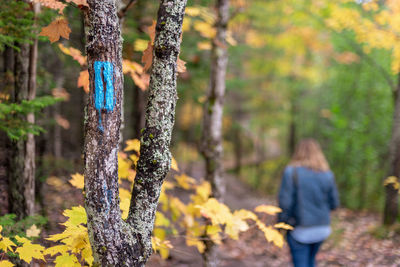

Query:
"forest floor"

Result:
[[43, 169, 400, 267], [147, 173, 400, 267]]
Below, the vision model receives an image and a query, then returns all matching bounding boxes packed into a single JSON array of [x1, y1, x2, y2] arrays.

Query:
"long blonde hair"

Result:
[[289, 139, 330, 172]]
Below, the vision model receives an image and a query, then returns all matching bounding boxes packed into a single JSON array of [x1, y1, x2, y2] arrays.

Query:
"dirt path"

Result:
[[149, 174, 400, 267]]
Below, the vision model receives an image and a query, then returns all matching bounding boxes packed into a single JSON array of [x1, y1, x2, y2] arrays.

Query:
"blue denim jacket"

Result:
[[278, 166, 339, 226]]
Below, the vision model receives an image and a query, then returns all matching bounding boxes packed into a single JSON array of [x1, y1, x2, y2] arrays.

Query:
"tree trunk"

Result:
[[0, 47, 14, 216], [9, 40, 34, 219], [24, 2, 40, 215], [383, 74, 400, 225], [200, 0, 229, 266], [83, 0, 186, 265]]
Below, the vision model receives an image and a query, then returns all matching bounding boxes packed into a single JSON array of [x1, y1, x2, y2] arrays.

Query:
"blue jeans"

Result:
[[287, 232, 323, 267]]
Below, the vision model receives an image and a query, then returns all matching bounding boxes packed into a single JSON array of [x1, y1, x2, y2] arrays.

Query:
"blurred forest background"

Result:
[[1, 0, 400, 266]]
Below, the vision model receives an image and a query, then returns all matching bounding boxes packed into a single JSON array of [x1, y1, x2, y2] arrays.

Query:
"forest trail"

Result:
[[149, 173, 400, 267]]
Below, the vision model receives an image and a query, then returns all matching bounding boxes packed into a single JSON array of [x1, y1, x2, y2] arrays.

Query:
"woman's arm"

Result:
[[329, 173, 340, 210], [278, 167, 294, 222]]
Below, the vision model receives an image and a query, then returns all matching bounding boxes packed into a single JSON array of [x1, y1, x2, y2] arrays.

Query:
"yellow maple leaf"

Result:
[[254, 205, 282, 215], [155, 212, 170, 227], [186, 238, 205, 253], [40, 18, 71, 43], [384, 176, 400, 190], [124, 139, 141, 152], [0, 237, 16, 252], [54, 254, 80, 267], [194, 21, 216, 39], [274, 222, 294, 230], [118, 153, 132, 179], [15, 236, 45, 263], [0, 260, 14, 267], [171, 157, 179, 171], [185, 7, 201, 16], [256, 221, 284, 248], [174, 174, 196, 190], [134, 39, 149, 52], [77, 70, 89, 93], [44, 245, 70, 256], [69, 173, 84, 190], [62, 206, 87, 226], [120, 188, 131, 219], [26, 225, 41, 238], [197, 198, 232, 225]]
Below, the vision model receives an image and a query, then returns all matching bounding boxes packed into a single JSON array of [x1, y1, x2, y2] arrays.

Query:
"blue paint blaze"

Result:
[[94, 61, 115, 131]]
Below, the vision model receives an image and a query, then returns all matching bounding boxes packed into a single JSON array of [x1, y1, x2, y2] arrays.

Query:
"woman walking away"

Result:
[[278, 139, 339, 267]]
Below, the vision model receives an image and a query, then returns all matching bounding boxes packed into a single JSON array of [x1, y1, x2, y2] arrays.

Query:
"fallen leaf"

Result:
[[26, 225, 41, 238]]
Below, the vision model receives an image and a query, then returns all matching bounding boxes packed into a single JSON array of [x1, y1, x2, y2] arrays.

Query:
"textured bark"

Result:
[[83, 0, 186, 266], [200, 0, 229, 266], [383, 74, 400, 225]]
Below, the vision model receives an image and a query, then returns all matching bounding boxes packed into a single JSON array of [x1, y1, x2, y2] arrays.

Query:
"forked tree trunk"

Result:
[[83, 0, 186, 265], [200, 0, 229, 266], [384, 74, 400, 225]]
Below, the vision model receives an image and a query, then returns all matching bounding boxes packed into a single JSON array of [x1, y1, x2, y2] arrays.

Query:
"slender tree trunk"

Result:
[[83, 1, 186, 265], [383, 74, 400, 225], [200, 0, 229, 266], [24, 2, 40, 215], [0, 47, 14, 216]]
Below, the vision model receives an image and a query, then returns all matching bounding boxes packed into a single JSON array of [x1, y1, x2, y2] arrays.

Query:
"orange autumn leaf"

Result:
[[77, 70, 89, 93], [55, 115, 70, 130], [148, 21, 157, 44], [177, 58, 187, 73], [40, 18, 71, 43], [51, 88, 70, 101], [58, 44, 86, 66], [65, 0, 88, 7], [33, 0, 66, 14], [142, 42, 154, 72]]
